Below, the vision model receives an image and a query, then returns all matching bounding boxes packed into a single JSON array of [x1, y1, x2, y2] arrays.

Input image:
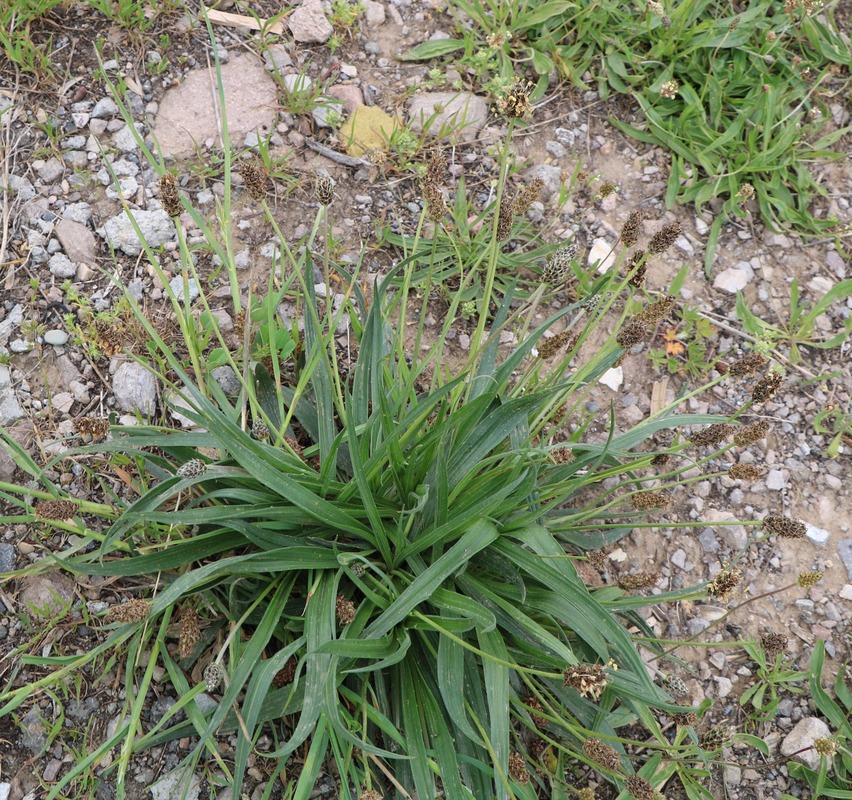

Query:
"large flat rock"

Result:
[[153, 56, 279, 159]]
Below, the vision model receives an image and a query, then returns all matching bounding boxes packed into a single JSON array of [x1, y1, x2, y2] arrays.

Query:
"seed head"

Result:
[[75, 416, 110, 442], [689, 423, 734, 448], [177, 458, 207, 478], [671, 711, 698, 726], [423, 180, 448, 224], [660, 80, 679, 100], [272, 658, 297, 686], [617, 572, 660, 591], [523, 694, 547, 728], [513, 178, 544, 216], [637, 295, 676, 324], [752, 372, 783, 403], [706, 566, 742, 602], [728, 352, 767, 377], [626, 775, 657, 800], [797, 570, 823, 588], [700, 723, 733, 750], [648, 222, 681, 254], [577, 789, 597, 800], [617, 320, 649, 349], [239, 158, 270, 202], [315, 172, 335, 206], [93, 319, 122, 355], [497, 195, 514, 240], [106, 599, 150, 623], [159, 172, 181, 217], [598, 180, 617, 198], [538, 329, 579, 360], [587, 550, 608, 570], [760, 631, 788, 659], [737, 183, 756, 203], [252, 418, 270, 440], [626, 249, 648, 288], [583, 738, 621, 770], [542, 239, 579, 284], [728, 464, 764, 480], [734, 420, 770, 447], [763, 514, 806, 539], [665, 674, 689, 697], [651, 452, 670, 467], [620, 210, 645, 248], [564, 663, 609, 700], [178, 606, 201, 659], [508, 752, 530, 784], [360, 791, 382, 800], [34, 499, 78, 521], [631, 492, 669, 511], [426, 148, 446, 184], [203, 662, 224, 691], [814, 738, 838, 758], [499, 77, 534, 119], [336, 594, 356, 625]]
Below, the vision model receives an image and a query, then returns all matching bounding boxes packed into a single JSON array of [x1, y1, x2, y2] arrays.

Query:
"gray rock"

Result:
[[287, 0, 333, 42], [0, 366, 23, 425], [99, 208, 175, 255], [670, 549, 688, 569], [20, 572, 77, 617], [705, 509, 747, 550], [5, 174, 36, 200], [21, 706, 48, 753], [212, 366, 241, 395], [765, 469, 786, 490], [194, 693, 218, 714], [127, 278, 145, 301], [91, 97, 119, 118], [44, 329, 69, 346], [113, 122, 143, 152], [697, 527, 720, 552], [780, 717, 831, 770], [63, 150, 89, 169], [36, 157, 64, 183], [67, 696, 100, 721], [713, 267, 750, 294], [363, 0, 386, 26], [62, 201, 93, 224], [523, 164, 563, 199], [113, 362, 158, 415], [407, 92, 489, 143], [150, 768, 201, 800], [168, 276, 199, 304], [48, 253, 78, 278], [0, 303, 24, 346], [835, 539, 852, 578], [263, 44, 292, 72], [0, 543, 15, 573], [55, 219, 98, 264], [805, 523, 830, 546]]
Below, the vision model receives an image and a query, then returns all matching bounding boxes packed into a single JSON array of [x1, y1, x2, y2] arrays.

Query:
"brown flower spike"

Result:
[[728, 464, 764, 480], [106, 599, 151, 623], [734, 420, 770, 447], [752, 372, 783, 403], [620, 210, 645, 248], [564, 663, 609, 700], [763, 515, 806, 539], [706, 566, 742, 601], [689, 423, 734, 448], [760, 631, 788, 660], [729, 352, 767, 377], [35, 499, 78, 521], [583, 738, 621, 770], [626, 775, 657, 800], [647, 222, 681, 254]]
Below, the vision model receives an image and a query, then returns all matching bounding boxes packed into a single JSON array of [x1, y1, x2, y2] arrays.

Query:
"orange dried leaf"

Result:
[[663, 329, 685, 356]]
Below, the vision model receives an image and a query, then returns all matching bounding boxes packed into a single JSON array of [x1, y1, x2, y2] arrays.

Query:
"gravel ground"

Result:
[[1, 1, 851, 798]]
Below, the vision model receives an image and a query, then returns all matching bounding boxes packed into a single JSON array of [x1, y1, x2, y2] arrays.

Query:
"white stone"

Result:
[[805, 523, 830, 546], [588, 238, 617, 273], [112, 362, 157, 415], [765, 469, 786, 490], [713, 676, 733, 698], [780, 717, 831, 770], [407, 92, 488, 143], [150, 768, 201, 800], [598, 366, 623, 391], [44, 330, 69, 346], [839, 584, 852, 600], [671, 548, 687, 569], [168, 276, 199, 304], [0, 366, 24, 425], [713, 267, 749, 293]]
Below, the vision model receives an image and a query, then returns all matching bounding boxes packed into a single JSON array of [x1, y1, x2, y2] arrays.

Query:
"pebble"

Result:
[[48, 252, 77, 278], [765, 469, 786, 490], [44, 329, 69, 346], [0, 543, 15, 573], [780, 717, 831, 770], [112, 362, 158, 415], [804, 523, 830, 546], [169, 276, 200, 304], [838, 539, 852, 579], [713, 267, 750, 293]]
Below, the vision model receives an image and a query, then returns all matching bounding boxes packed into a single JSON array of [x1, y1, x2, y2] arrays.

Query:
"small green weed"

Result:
[[813, 401, 852, 458], [740, 636, 808, 724], [647, 304, 718, 379]]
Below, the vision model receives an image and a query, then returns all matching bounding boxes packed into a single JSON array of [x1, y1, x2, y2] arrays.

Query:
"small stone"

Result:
[[54, 219, 98, 264], [838, 539, 852, 579], [0, 366, 24, 425], [598, 366, 623, 391], [169, 276, 199, 304], [150, 768, 202, 800], [36, 157, 64, 183], [44, 329, 69, 346], [212, 366, 241, 395], [113, 362, 158, 415], [113, 122, 143, 152], [671, 549, 687, 569], [407, 92, 488, 144], [48, 252, 77, 278], [20, 572, 77, 617], [6, 174, 36, 200], [328, 84, 364, 114], [805, 523, 830, 546], [0, 543, 15, 573], [263, 44, 292, 72], [99, 208, 175, 256], [713, 676, 733, 698], [780, 717, 831, 770], [21, 706, 48, 752], [713, 268, 750, 293], [765, 469, 786, 490], [588, 238, 617, 273], [287, 0, 333, 43], [363, 0, 386, 26], [91, 97, 119, 118], [838, 584, 852, 601]]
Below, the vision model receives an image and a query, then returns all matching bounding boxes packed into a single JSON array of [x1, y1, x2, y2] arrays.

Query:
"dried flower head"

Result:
[[94, 318, 123, 356], [760, 631, 789, 659], [106, 599, 150, 623], [75, 416, 110, 442], [626, 775, 657, 800], [538, 329, 579, 360], [359, 791, 382, 800], [689, 423, 734, 448], [423, 180, 448, 224], [542, 240, 579, 284], [648, 222, 682, 254], [706, 566, 742, 602], [734, 419, 770, 447], [631, 492, 669, 511], [177, 458, 207, 478], [203, 662, 224, 691], [729, 352, 768, 377], [728, 464, 764, 480], [35, 499, 78, 521], [159, 172, 181, 217], [272, 658, 297, 687], [523, 694, 547, 728], [499, 77, 534, 119], [513, 178, 544, 217], [626, 248, 648, 288], [252, 418, 270, 440], [178, 606, 201, 659], [315, 172, 335, 206], [666, 674, 689, 697], [671, 711, 698, 726], [617, 320, 649, 349], [618, 572, 660, 591], [700, 723, 733, 750], [620, 210, 645, 248], [814, 738, 838, 758], [583, 738, 621, 770], [577, 789, 597, 800], [564, 663, 609, 700], [239, 158, 270, 202], [651, 452, 670, 467], [763, 514, 806, 539], [797, 570, 823, 588], [426, 148, 447, 184], [508, 752, 530, 783], [752, 372, 783, 403], [336, 594, 356, 625], [497, 195, 514, 240], [598, 180, 617, 198], [660, 80, 680, 100], [637, 295, 676, 324], [736, 183, 755, 203]]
